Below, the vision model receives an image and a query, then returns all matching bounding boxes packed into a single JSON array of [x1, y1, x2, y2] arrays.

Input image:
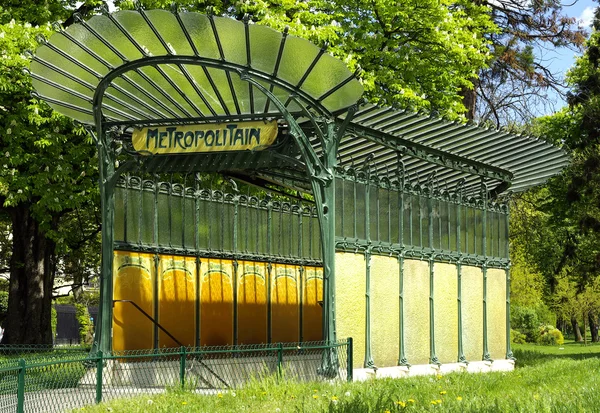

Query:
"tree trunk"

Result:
[[590, 312, 599, 342], [3, 204, 55, 344], [571, 315, 584, 342], [459, 78, 478, 121]]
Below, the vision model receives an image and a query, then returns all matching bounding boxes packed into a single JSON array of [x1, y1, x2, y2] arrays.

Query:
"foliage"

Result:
[[510, 329, 526, 345], [537, 324, 564, 346], [472, 1, 587, 125], [74, 303, 93, 345]]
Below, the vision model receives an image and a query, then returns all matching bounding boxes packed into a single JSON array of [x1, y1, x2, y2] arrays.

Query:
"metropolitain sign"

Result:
[[132, 121, 278, 155]]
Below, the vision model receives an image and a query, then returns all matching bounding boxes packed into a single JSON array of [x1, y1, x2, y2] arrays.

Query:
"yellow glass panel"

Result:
[[158, 255, 196, 348], [113, 251, 155, 351], [335, 252, 366, 368], [434, 263, 458, 363], [403, 259, 430, 365], [237, 261, 268, 345], [271, 264, 299, 343], [462, 266, 484, 361], [200, 259, 234, 346], [487, 269, 507, 359], [302, 267, 323, 342], [371, 255, 399, 367]]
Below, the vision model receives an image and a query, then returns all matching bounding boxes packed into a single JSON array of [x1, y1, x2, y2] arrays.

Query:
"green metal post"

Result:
[[17, 359, 25, 413], [277, 342, 283, 377], [347, 337, 353, 382], [482, 181, 491, 362], [96, 351, 103, 404], [457, 194, 466, 363], [96, 129, 116, 355], [398, 254, 409, 366], [429, 257, 439, 365], [506, 266, 514, 360], [180, 346, 186, 389], [364, 250, 374, 368]]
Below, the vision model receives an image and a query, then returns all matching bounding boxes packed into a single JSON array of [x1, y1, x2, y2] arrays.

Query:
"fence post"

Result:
[[180, 346, 186, 389], [277, 343, 283, 377], [96, 351, 103, 404], [17, 359, 25, 413], [346, 338, 353, 382]]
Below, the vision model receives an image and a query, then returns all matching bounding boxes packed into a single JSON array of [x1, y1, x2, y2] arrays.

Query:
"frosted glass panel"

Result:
[[278, 36, 320, 86], [249, 24, 282, 74], [335, 252, 366, 368], [146, 10, 194, 56], [462, 266, 483, 361], [488, 269, 507, 359], [403, 259, 430, 365], [434, 263, 458, 363], [371, 255, 399, 367]]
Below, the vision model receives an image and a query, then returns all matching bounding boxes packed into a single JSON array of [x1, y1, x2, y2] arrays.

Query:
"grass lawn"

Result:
[[76, 341, 600, 413]]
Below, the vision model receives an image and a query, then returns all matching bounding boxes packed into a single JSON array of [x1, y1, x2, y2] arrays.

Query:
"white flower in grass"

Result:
[[231, 392, 236, 397], [344, 391, 351, 397], [147, 399, 154, 405], [275, 409, 281, 412]]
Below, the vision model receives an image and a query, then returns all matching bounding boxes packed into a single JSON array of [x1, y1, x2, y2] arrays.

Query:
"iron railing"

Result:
[[0, 339, 351, 413]]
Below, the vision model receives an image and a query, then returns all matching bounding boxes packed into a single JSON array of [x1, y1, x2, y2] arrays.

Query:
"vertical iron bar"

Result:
[[17, 359, 25, 413], [123, 176, 128, 243], [398, 254, 408, 366], [506, 266, 514, 360], [138, 179, 143, 245], [347, 337, 353, 381], [95, 351, 102, 404], [457, 193, 466, 363], [353, 179, 357, 238], [277, 342, 283, 377], [364, 177, 374, 368], [299, 266, 304, 342], [233, 260, 239, 345], [180, 346, 186, 389], [153, 254, 159, 350], [341, 178, 345, 237], [429, 257, 439, 365], [267, 262, 273, 344], [168, 177, 173, 248], [196, 257, 201, 348], [482, 181, 491, 361], [195, 176, 201, 348]]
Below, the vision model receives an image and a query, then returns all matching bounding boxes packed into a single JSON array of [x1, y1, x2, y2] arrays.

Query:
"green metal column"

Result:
[[505, 265, 514, 360], [96, 129, 116, 355], [481, 181, 492, 362], [456, 188, 466, 363], [398, 253, 409, 366]]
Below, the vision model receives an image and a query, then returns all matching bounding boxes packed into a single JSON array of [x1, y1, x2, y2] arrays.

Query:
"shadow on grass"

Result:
[[514, 345, 600, 368]]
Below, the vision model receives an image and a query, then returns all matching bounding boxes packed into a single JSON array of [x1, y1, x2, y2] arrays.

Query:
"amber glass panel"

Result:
[[302, 267, 323, 342], [237, 261, 268, 345], [113, 251, 154, 351], [158, 255, 196, 347], [200, 259, 234, 346], [271, 264, 299, 343]]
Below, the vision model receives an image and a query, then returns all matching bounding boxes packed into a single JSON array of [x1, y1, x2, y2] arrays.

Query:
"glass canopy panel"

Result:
[[179, 13, 221, 59], [113, 11, 168, 57], [321, 80, 366, 113], [214, 16, 248, 66], [145, 10, 195, 56], [249, 24, 282, 75], [302, 54, 353, 97], [86, 14, 144, 62], [278, 36, 321, 87]]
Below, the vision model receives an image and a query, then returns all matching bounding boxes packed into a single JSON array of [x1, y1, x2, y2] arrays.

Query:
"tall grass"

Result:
[[78, 351, 600, 412]]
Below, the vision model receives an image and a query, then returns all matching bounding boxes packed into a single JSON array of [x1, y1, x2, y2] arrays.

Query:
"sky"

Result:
[[541, 0, 597, 112]]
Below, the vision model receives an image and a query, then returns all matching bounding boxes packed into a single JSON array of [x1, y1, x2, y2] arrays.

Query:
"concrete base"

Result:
[[351, 359, 514, 381]]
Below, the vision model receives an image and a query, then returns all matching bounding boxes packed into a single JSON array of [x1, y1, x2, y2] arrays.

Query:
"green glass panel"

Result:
[[159, 63, 212, 115], [278, 36, 320, 87], [390, 189, 400, 244], [180, 13, 220, 59], [31, 78, 92, 115], [369, 186, 378, 241], [248, 24, 281, 75], [120, 70, 186, 117], [30, 56, 95, 98], [335, 178, 344, 237], [411, 195, 421, 247], [475, 208, 483, 255], [449, 203, 457, 252], [114, 188, 125, 242], [272, 208, 282, 256], [214, 16, 247, 66], [197, 199, 208, 249], [170, 194, 183, 248], [460, 206, 467, 254], [157, 193, 170, 246], [467, 207, 476, 254], [104, 86, 157, 119], [487, 211, 495, 257], [141, 191, 155, 244], [228, 73, 250, 113], [379, 187, 390, 243], [355, 182, 366, 240], [237, 203, 249, 252], [302, 213, 312, 258], [47, 103, 93, 124], [281, 210, 292, 256], [146, 10, 194, 56], [125, 189, 140, 244], [88, 13, 144, 62], [114, 11, 167, 57], [320, 80, 364, 112], [343, 180, 356, 239], [432, 199, 441, 249], [205, 67, 237, 114], [403, 194, 411, 246], [257, 206, 268, 255], [313, 216, 322, 260], [222, 203, 234, 252]]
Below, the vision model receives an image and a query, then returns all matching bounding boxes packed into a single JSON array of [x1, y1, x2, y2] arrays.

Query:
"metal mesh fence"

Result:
[[0, 339, 350, 413]]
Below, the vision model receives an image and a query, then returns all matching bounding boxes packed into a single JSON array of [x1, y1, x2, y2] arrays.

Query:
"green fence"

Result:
[[0, 340, 351, 413]]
